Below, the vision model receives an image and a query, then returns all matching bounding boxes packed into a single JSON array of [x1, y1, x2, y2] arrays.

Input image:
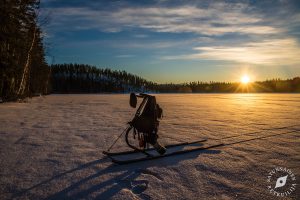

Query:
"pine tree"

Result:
[[0, 0, 49, 101]]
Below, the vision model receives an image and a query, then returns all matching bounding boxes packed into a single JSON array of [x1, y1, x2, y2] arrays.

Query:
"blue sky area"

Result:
[[41, 0, 300, 83]]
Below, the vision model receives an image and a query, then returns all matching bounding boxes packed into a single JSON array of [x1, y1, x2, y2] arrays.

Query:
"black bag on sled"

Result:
[[129, 93, 166, 154]]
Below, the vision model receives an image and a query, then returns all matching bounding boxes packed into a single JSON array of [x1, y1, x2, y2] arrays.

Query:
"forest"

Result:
[[51, 64, 300, 94], [0, 0, 50, 101], [157, 78, 300, 93], [50, 64, 157, 93]]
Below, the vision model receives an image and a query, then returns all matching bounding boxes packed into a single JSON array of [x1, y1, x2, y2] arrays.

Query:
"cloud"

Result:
[[115, 54, 135, 58], [133, 34, 149, 38], [162, 38, 300, 65], [42, 1, 300, 67], [44, 3, 281, 36]]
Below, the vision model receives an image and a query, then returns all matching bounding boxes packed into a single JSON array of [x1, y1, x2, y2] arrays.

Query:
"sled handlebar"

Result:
[[130, 93, 152, 108]]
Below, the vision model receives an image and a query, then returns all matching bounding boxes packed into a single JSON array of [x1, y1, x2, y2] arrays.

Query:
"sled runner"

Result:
[[104, 140, 224, 164], [103, 93, 224, 164]]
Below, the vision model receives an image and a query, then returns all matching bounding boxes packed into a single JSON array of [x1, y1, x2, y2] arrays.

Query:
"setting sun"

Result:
[[241, 75, 250, 84]]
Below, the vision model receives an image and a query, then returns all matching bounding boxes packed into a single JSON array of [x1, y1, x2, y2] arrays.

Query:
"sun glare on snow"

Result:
[[241, 75, 250, 84]]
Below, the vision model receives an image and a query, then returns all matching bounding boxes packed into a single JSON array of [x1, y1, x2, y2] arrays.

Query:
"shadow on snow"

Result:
[[15, 144, 221, 199]]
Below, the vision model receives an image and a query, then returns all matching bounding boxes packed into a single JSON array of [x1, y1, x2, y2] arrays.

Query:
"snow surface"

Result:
[[0, 94, 299, 200]]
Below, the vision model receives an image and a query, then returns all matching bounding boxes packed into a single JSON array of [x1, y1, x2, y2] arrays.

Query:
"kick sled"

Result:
[[103, 93, 224, 164]]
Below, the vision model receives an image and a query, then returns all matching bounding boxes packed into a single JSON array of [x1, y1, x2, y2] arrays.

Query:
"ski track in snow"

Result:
[[0, 94, 299, 200]]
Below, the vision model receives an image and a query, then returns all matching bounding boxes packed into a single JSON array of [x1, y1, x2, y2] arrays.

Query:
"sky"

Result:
[[41, 0, 300, 83]]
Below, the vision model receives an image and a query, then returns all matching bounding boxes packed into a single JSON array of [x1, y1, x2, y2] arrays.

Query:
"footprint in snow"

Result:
[[120, 177, 149, 195], [119, 170, 156, 197], [136, 169, 164, 181], [131, 180, 149, 194], [119, 168, 163, 199]]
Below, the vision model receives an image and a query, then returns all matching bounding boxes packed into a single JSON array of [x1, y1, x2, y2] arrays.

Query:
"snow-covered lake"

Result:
[[0, 94, 299, 199]]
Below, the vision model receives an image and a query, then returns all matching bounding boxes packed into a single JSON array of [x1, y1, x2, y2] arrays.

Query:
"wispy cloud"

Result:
[[133, 34, 149, 38], [44, 3, 281, 36], [42, 0, 300, 69], [115, 54, 135, 58], [163, 38, 300, 65]]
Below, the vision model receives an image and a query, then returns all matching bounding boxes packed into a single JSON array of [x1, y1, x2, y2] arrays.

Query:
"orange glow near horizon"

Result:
[[241, 75, 250, 84]]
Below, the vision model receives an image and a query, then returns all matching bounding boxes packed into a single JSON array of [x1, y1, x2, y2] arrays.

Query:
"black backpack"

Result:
[[130, 95, 163, 134]]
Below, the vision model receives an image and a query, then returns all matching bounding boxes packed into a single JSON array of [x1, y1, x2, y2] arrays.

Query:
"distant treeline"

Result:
[[51, 64, 157, 93], [0, 0, 50, 101], [157, 78, 300, 93], [51, 64, 300, 93]]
